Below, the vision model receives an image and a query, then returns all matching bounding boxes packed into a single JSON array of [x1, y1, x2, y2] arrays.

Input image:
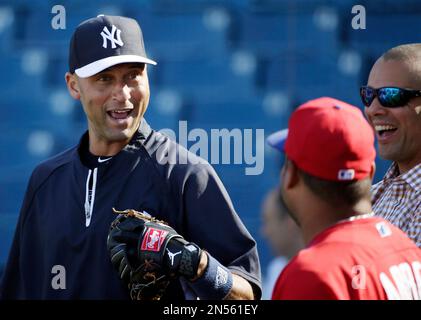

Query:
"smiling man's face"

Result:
[[365, 58, 421, 172], [67, 63, 150, 152]]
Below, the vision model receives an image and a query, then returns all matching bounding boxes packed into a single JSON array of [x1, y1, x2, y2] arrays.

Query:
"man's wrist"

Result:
[[187, 252, 234, 300], [165, 238, 202, 279], [190, 250, 208, 281]]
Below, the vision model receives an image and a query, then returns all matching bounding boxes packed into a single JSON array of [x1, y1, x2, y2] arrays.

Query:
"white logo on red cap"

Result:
[[141, 227, 168, 252], [100, 25, 124, 49], [338, 169, 355, 180]]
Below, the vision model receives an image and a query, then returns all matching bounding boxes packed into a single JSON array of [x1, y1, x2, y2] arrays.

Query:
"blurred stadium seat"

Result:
[[157, 54, 257, 103], [136, 9, 230, 61], [347, 14, 421, 57], [235, 8, 339, 59]]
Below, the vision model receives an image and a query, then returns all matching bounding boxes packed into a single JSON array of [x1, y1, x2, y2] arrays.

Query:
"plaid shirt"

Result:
[[372, 162, 421, 247]]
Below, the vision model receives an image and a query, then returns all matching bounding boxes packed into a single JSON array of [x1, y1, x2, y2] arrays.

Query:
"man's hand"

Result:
[[107, 208, 202, 300]]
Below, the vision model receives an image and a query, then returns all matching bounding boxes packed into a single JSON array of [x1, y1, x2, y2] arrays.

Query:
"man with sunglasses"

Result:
[[360, 43, 421, 247], [268, 97, 421, 299]]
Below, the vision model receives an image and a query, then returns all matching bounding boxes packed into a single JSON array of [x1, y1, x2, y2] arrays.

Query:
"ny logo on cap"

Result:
[[100, 25, 124, 49]]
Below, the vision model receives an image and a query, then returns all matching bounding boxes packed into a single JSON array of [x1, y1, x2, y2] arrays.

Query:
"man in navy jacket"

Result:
[[0, 15, 261, 300]]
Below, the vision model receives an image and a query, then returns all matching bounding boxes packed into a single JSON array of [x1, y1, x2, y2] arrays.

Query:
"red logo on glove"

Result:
[[141, 227, 168, 252]]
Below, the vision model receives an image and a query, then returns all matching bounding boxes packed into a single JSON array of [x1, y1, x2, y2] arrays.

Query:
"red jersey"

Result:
[[272, 217, 421, 300]]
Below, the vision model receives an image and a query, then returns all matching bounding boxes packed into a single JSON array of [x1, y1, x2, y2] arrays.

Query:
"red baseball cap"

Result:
[[267, 97, 376, 181]]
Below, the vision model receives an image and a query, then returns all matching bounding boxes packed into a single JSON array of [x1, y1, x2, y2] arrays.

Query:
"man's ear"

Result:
[[369, 161, 376, 181], [65, 72, 81, 100], [282, 158, 299, 190], [409, 100, 421, 115]]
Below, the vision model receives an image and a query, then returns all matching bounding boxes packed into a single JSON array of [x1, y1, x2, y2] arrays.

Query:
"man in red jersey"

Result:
[[267, 97, 421, 300]]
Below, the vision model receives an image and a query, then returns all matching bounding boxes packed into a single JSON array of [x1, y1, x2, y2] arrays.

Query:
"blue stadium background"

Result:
[[1, 0, 421, 288]]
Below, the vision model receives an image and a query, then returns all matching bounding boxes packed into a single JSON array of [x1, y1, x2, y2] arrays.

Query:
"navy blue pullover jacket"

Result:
[[0, 120, 261, 299]]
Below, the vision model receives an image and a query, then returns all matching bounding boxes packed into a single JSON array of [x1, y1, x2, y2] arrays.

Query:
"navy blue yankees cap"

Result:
[[69, 15, 157, 78]]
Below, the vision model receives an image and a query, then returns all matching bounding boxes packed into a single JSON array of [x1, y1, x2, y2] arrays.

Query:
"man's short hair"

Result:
[[382, 43, 421, 62], [381, 43, 421, 86], [298, 168, 372, 207]]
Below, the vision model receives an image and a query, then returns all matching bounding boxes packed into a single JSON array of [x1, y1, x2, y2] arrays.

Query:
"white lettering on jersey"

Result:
[[379, 261, 421, 300]]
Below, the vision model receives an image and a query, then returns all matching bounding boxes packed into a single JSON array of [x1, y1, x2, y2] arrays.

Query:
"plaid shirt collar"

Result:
[[383, 162, 421, 192]]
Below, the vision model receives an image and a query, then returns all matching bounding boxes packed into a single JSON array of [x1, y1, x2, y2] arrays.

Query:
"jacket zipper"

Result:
[[84, 167, 98, 227]]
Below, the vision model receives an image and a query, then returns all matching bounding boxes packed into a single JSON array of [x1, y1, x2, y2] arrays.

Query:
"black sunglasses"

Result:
[[360, 86, 421, 108]]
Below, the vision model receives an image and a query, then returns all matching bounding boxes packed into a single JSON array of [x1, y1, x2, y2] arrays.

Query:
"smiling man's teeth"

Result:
[[375, 125, 396, 132], [109, 110, 131, 119], [112, 110, 130, 113]]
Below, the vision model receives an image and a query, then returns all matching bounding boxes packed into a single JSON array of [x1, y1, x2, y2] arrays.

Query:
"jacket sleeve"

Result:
[[178, 164, 262, 298]]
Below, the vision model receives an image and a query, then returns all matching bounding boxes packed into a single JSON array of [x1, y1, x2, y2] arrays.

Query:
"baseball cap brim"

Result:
[[75, 54, 157, 78], [267, 129, 288, 152]]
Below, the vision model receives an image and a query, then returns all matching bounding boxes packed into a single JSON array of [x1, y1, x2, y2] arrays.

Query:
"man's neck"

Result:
[[397, 158, 421, 175], [89, 139, 129, 156], [87, 127, 135, 156], [301, 200, 373, 246]]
